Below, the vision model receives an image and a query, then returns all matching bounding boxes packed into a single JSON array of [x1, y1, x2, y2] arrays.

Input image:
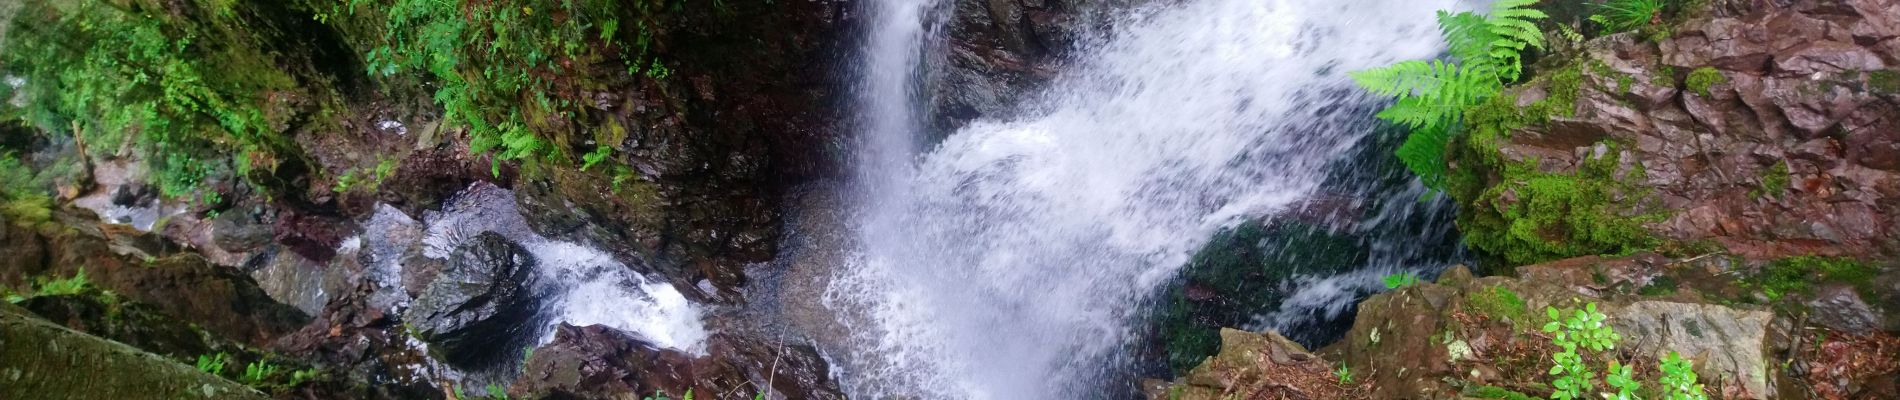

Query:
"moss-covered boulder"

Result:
[[0, 302, 267, 400]]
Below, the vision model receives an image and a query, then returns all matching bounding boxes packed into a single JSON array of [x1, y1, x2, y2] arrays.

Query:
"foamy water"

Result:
[[826, 0, 1466, 397]]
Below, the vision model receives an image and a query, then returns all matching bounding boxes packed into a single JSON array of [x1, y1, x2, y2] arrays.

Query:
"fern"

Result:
[[1352, 0, 1547, 190]]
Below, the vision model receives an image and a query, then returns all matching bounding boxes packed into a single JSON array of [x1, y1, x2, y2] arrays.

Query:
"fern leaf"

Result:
[[1395, 124, 1453, 190]]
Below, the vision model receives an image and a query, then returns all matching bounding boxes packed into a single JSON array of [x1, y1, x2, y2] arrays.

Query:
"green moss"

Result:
[[1745, 256, 1879, 301], [1685, 67, 1727, 97], [1870, 70, 1900, 95], [1467, 285, 1529, 325], [1466, 385, 1538, 400], [1749, 159, 1789, 200], [1445, 57, 1665, 268], [1653, 65, 1679, 88], [1638, 275, 1679, 296]]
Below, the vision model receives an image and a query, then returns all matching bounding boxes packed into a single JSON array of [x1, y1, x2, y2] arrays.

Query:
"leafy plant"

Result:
[[347, 0, 677, 172], [1334, 362, 1354, 384], [32, 268, 90, 296], [485, 383, 510, 400], [1543, 303, 1619, 400], [1351, 0, 1548, 189], [1658, 352, 1707, 400], [288, 369, 319, 387], [1383, 272, 1422, 289], [1590, 0, 1667, 33], [1603, 360, 1642, 400], [243, 361, 279, 384], [0, 0, 301, 199], [196, 352, 229, 376]]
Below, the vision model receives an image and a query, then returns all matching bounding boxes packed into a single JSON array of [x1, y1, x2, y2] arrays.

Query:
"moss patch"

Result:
[[1744, 256, 1879, 301], [1467, 285, 1529, 326], [1686, 67, 1727, 97], [1749, 159, 1789, 200], [1870, 69, 1900, 95]]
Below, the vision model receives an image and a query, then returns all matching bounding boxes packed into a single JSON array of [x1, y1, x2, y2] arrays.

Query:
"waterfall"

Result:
[[825, 0, 1467, 397]]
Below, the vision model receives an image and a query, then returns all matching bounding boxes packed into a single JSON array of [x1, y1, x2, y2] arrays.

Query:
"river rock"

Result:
[[403, 231, 540, 366], [510, 324, 847, 400], [1143, 328, 1362, 400]]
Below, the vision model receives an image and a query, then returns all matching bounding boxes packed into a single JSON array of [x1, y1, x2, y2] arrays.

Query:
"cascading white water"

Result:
[[830, 0, 1466, 397]]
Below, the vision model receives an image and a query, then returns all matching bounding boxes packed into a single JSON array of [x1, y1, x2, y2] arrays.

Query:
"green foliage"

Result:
[[1352, 0, 1547, 190], [196, 352, 230, 376], [1658, 352, 1707, 400], [288, 369, 319, 387], [0, 0, 298, 199], [351, 0, 675, 169], [1745, 256, 1877, 301], [486, 383, 510, 400], [1383, 272, 1423, 289], [0, 153, 58, 233], [242, 361, 279, 384], [1334, 362, 1354, 384], [1603, 360, 1642, 400], [1543, 303, 1620, 400], [1685, 67, 1726, 97], [1749, 159, 1789, 200], [32, 268, 90, 296], [1590, 0, 1666, 33]]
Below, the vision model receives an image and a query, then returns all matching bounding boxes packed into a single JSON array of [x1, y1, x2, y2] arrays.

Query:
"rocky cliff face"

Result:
[[1449, 0, 1900, 267]]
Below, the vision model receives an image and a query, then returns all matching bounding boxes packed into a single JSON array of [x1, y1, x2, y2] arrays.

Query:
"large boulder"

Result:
[[403, 231, 540, 367], [510, 324, 846, 400], [0, 302, 267, 400], [1143, 328, 1364, 400]]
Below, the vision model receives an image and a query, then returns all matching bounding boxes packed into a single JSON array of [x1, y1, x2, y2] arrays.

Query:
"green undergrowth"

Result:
[[1446, 59, 1662, 267], [0, 0, 307, 200], [337, 0, 680, 175], [1743, 256, 1878, 302]]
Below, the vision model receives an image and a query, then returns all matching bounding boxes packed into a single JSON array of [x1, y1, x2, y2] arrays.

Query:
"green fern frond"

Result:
[[1395, 124, 1453, 189]]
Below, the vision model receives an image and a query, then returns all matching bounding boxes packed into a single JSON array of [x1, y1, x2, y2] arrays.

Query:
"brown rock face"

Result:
[[1143, 329, 1365, 400], [509, 324, 845, 400], [1468, 0, 1900, 262]]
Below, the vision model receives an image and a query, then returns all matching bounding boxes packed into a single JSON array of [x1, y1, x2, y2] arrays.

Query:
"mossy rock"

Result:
[[0, 302, 267, 400], [1151, 221, 1367, 375]]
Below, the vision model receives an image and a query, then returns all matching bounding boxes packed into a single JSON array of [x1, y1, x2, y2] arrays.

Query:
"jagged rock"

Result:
[[1805, 284, 1885, 334], [1454, 0, 1900, 264], [0, 302, 268, 400], [510, 324, 846, 400], [1142, 329, 1361, 400], [17, 291, 229, 361], [403, 231, 540, 367]]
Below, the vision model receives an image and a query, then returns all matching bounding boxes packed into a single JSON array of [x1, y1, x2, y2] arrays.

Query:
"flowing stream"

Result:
[[820, 0, 1468, 397]]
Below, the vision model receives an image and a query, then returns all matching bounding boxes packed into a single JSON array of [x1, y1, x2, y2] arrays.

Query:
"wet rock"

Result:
[[0, 302, 268, 400], [403, 231, 540, 367], [1143, 328, 1362, 400], [1805, 284, 1884, 334], [1149, 220, 1368, 374], [510, 324, 846, 400]]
